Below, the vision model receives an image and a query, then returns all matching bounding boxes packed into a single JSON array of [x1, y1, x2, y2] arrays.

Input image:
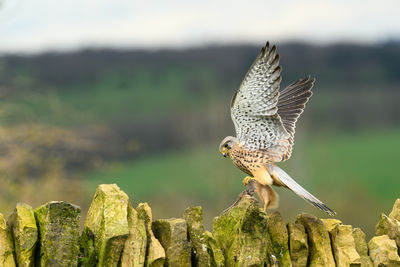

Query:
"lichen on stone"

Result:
[[352, 228, 373, 267], [203, 230, 224, 267], [376, 213, 400, 251], [183, 206, 212, 267], [120, 202, 147, 267], [368, 235, 400, 267], [7, 203, 37, 267], [288, 222, 308, 267], [152, 218, 191, 267], [296, 213, 335, 267], [80, 184, 129, 267], [213, 195, 272, 266], [330, 224, 361, 267], [0, 213, 16, 267], [34, 201, 81, 267], [137, 202, 165, 267], [266, 212, 292, 266]]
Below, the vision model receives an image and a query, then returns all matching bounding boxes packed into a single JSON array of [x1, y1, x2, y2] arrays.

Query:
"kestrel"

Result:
[[219, 42, 335, 215]]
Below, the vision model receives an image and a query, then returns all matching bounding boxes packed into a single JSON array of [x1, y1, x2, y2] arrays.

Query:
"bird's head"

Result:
[[219, 136, 237, 158]]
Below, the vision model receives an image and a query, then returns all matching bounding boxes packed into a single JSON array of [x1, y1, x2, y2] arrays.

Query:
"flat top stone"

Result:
[[321, 218, 342, 232], [13, 203, 37, 227]]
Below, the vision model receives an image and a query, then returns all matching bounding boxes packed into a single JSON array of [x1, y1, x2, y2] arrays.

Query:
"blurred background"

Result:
[[0, 0, 399, 236]]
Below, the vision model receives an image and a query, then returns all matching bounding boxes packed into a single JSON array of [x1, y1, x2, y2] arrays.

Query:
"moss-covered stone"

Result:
[[321, 218, 342, 232], [287, 222, 308, 267], [79, 227, 96, 266], [213, 195, 273, 266], [34, 201, 80, 267], [81, 184, 129, 267], [330, 224, 361, 267], [120, 202, 147, 267], [296, 213, 335, 267], [0, 213, 16, 267], [368, 235, 400, 267], [389, 198, 400, 221], [7, 203, 37, 267], [375, 213, 400, 250], [183, 206, 211, 267], [152, 218, 191, 267], [203, 231, 224, 267], [352, 228, 373, 267], [137, 203, 165, 267], [266, 212, 291, 266]]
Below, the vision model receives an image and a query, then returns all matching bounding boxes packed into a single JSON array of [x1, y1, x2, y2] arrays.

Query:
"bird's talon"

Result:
[[242, 176, 254, 185]]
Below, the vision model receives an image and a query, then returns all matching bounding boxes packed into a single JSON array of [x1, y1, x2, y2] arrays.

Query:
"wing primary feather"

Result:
[[279, 84, 314, 101], [278, 91, 313, 105], [277, 76, 315, 141], [267, 164, 336, 216]]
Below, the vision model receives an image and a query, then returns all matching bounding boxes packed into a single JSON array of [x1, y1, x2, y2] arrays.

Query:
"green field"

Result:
[[83, 129, 400, 235]]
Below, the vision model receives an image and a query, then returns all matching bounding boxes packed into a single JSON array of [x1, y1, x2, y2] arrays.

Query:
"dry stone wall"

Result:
[[0, 184, 399, 267]]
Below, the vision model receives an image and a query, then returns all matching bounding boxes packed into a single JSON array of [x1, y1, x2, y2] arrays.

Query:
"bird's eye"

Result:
[[224, 143, 229, 148]]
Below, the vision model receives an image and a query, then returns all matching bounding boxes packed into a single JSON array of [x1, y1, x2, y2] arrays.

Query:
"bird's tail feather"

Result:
[[267, 164, 336, 216]]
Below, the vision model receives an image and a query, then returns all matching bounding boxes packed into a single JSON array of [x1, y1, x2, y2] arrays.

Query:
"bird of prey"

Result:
[[219, 42, 335, 215]]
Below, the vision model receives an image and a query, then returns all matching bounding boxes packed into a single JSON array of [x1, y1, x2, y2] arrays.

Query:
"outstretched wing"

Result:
[[276, 76, 314, 158], [231, 42, 314, 162], [230, 42, 290, 161]]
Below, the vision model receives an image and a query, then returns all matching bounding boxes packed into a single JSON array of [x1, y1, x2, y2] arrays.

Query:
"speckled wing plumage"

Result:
[[230, 43, 289, 162], [230, 43, 314, 162]]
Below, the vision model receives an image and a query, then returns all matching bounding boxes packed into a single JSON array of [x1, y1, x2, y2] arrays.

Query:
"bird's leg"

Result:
[[220, 177, 257, 215]]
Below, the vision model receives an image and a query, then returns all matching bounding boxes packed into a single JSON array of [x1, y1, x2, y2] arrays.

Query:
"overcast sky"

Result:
[[0, 0, 399, 54]]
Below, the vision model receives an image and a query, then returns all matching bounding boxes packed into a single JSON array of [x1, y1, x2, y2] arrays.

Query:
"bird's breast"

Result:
[[230, 145, 272, 176]]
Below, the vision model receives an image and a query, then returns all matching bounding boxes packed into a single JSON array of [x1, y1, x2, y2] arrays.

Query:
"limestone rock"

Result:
[[376, 213, 400, 249], [7, 203, 37, 267], [296, 213, 335, 267], [34, 201, 80, 267], [213, 195, 273, 266], [183, 206, 211, 266], [136, 203, 165, 267], [368, 235, 400, 267], [80, 184, 129, 266], [321, 218, 342, 232], [0, 213, 16, 267], [330, 224, 361, 267], [152, 218, 191, 267], [287, 222, 308, 267], [203, 231, 224, 267], [389, 198, 400, 221], [120, 202, 147, 267], [266, 212, 292, 266], [352, 228, 373, 267]]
